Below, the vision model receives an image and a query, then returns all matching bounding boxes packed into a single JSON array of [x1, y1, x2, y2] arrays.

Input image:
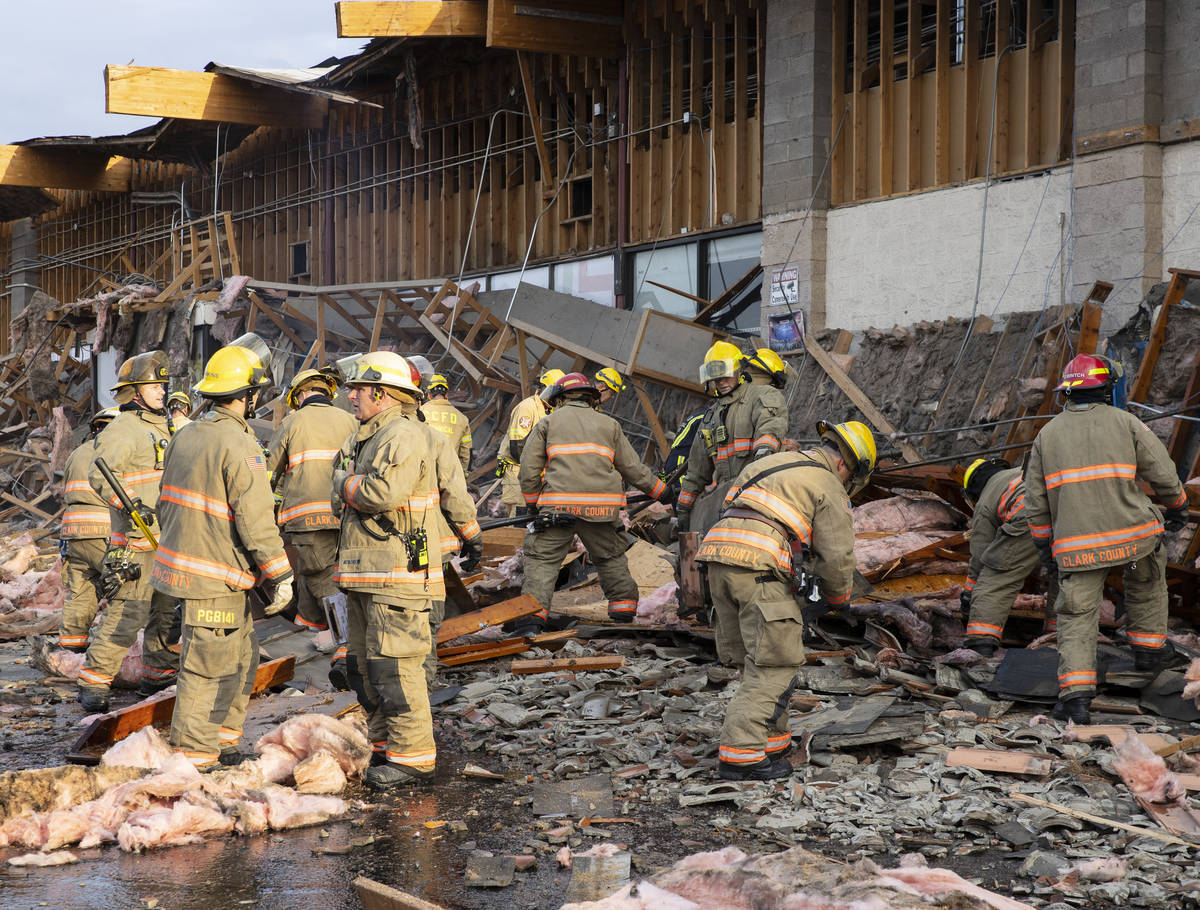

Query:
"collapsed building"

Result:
[[3, 2, 1200, 908]]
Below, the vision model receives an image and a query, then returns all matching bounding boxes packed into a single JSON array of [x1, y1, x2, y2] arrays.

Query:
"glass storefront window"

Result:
[[631, 244, 699, 317], [707, 232, 763, 333], [553, 256, 615, 306]]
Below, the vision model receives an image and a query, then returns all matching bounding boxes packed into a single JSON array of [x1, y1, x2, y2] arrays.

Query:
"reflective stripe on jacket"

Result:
[[678, 381, 787, 508], [422, 398, 473, 475], [150, 409, 291, 598], [60, 440, 111, 540], [519, 400, 666, 522], [965, 467, 1028, 591], [265, 399, 359, 533], [695, 448, 855, 606], [87, 408, 170, 549], [1025, 402, 1185, 570]]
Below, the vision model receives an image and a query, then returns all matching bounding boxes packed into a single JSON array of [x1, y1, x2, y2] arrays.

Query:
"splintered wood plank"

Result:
[[354, 875, 449, 910], [436, 594, 542, 644], [1068, 725, 1177, 752], [945, 747, 1052, 776], [67, 655, 295, 764], [439, 639, 530, 666], [510, 656, 625, 674]]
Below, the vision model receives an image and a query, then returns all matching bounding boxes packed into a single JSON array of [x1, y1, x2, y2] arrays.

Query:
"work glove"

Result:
[[752, 446, 774, 459], [130, 499, 157, 527], [1034, 541, 1057, 575], [959, 590, 972, 623], [675, 509, 691, 534], [58, 537, 67, 559], [262, 577, 294, 617], [1165, 507, 1189, 533], [460, 537, 484, 573]]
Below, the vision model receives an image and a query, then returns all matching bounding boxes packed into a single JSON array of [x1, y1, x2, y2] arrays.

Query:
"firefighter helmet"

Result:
[[743, 347, 788, 389], [1054, 353, 1121, 393], [539, 368, 566, 388], [595, 367, 625, 394], [699, 340, 744, 388], [112, 350, 169, 393], [194, 339, 272, 398], [545, 371, 601, 405], [961, 457, 1010, 503], [344, 350, 422, 398], [90, 407, 119, 431], [286, 369, 339, 410], [816, 419, 877, 495], [407, 354, 435, 388], [427, 374, 450, 394]]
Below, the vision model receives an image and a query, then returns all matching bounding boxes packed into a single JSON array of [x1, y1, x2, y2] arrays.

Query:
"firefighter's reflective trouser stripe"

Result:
[[714, 564, 803, 764], [1056, 543, 1168, 698], [425, 597, 445, 688], [521, 520, 639, 621], [346, 592, 436, 772], [170, 593, 258, 767], [964, 536, 1059, 644], [79, 550, 178, 690], [59, 538, 108, 650], [290, 530, 339, 631]]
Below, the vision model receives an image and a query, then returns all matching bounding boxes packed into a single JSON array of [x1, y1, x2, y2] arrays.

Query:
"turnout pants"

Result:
[[425, 596, 445, 688], [170, 593, 259, 767], [522, 519, 639, 621], [345, 592, 436, 772], [79, 549, 178, 691], [289, 530, 339, 631], [708, 564, 748, 668], [713, 564, 804, 766], [501, 464, 523, 517], [1056, 543, 1168, 698], [59, 537, 108, 651], [965, 534, 1059, 644]]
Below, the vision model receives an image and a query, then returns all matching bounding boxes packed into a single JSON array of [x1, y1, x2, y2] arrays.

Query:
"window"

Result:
[[707, 233, 763, 333], [632, 244, 700, 318], [289, 241, 310, 280], [553, 256, 614, 306], [489, 267, 550, 291]]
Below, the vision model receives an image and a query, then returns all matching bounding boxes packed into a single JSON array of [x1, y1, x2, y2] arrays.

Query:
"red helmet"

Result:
[[1054, 353, 1118, 392], [544, 371, 600, 404]]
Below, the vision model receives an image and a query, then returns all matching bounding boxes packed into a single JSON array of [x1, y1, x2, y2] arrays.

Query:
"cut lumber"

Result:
[[944, 747, 1052, 776], [1069, 725, 1177, 752], [1154, 732, 1200, 758], [803, 334, 922, 463], [863, 532, 970, 583], [336, 1, 486, 37], [436, 594, 542, 644], [354, 875, 448, 910], [0, 147, 131, 192], [443, 563, 476, 615], [510, 656, 625, 674], [67, 655, 295, 764], [1008, 791, 1200, 849], [438, 638, 530, 666], [677, 531, 704, 612]]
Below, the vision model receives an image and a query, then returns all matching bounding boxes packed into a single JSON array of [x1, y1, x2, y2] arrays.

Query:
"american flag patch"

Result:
[[246, 454, 265, 471]]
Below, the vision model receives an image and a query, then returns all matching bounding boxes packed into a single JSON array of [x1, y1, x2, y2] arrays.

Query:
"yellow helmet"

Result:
[[744, 348, 788, 389], [427, 374, 450, 394], [112, 350, 168, 392], [90, 407, 119, 431], [595, 367, 625, 394], [195, 346, 270, 398], [166, 391, 191, 412], [816, 419, 877, 495], [699, 340, 744, 388], [962, 457, 1009, 502], [286, 369, 339, 410], [539, 368, 566, 388], [344, 350, 422, 398]]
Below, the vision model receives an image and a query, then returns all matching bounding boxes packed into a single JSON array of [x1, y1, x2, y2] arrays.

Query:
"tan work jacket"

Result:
[[965, 467, 1028, 592], [678, 381, 788, 510], [1025, 402, 1186, 570], [332, 405, 446, 603], [265, 398, 359, 533], [150, 409, 291, 598], [695, 448, 855, 607], [87, 408, 170, 553], [503, 394, 549, 463], [61, 439, 111, 540], [397, 400, 481, 560], [519, 400, 666, 522], [422, 398, 473, 475]]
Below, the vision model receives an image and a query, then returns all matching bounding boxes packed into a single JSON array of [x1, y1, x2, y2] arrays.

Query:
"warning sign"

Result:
[[769, 267, 799, 308]]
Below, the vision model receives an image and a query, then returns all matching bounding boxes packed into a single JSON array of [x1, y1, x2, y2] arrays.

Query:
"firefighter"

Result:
[[742, 348, 789, 389], [57, 407, 118, 653], [498, 368, 564, 517], [594, 367, 625, 406], [696, 419, 875, 780], [518, 372, 671, 633], [383, 360, 483, 686], [78, 351, 178, 712], [166, 391, 192, 430], [421, 373, 473, 476], [958, 458, 1057, 656], [332, 351, 449, 789], [1025, 353, 1187, 726], [676, 341, 788, 536], [265, 368, 359, 687], [151, 334, 293, 769]]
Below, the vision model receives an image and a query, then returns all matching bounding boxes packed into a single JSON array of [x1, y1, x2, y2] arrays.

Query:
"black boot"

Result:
[[1134, 643, 1175, 674], [77, 686, 110, 713], [328, 657, 350, 691], [219, 747, 247, 766], [963, 638, 997, 658], [1051, 695, 1091, 725], [365, 762, 435, 790], [718, 757, 793, 781], [510, 618, 546, 638], [139, 675, 176, 697]]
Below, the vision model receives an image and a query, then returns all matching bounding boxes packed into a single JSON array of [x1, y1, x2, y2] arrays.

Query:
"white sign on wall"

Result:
[[769, 267, 799, 308]]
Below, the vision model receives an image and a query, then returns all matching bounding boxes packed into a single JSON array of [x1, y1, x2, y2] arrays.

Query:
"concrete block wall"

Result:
[[1162, 2, 1200, 123], [1074, 0, 1162, 135]]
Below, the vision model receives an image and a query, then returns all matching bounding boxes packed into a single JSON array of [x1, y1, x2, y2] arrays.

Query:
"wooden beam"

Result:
[[486, 0, 624, 58], [436, 594, 543, 644], [510, 655, 625, 674], [105, 65, 329, 129], [803, 334, 922, 463], [516, 52, 554, 192], [0, 147, 132, 192], [335, 1, 486, 37]]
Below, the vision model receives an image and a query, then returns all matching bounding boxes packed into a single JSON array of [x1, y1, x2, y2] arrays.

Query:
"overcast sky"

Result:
[[0, 1, 366, 144]]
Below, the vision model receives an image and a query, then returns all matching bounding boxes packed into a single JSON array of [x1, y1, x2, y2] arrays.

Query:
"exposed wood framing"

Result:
[[515, 52, 554, 194], [0, 147, 132, 192], [487, 0, 624, 57], [335, 1, 487, 37]]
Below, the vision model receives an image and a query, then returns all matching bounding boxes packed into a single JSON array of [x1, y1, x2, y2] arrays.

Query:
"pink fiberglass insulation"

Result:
[[852, 496, 962, 534], [635, 582, 679, 625], [0, 535, 38, 578], [291, 752, 347, 794], [7, 849, 79, 867], [117, 801, 235, 852], [250, 742, 301, 784], [1058, 857, 1128, 884], [1183, 658, 1200, 703], [262, 786, 346, 829], [1112, 735, 1185, 804], [254, 713, 371, 776], [100, 725, 174, 770], [873, 864, 1034, 910], [853, 532, 956, 574], [557, 846, 574, 868]]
